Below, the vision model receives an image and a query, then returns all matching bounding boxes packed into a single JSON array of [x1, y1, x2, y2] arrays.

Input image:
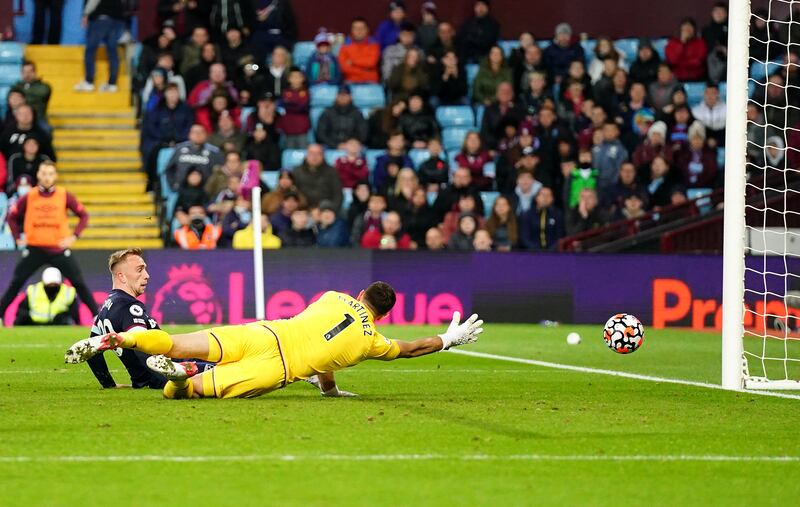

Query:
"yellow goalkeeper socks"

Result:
[[120, 329, 173, 355], [163, 379, 194, 399]]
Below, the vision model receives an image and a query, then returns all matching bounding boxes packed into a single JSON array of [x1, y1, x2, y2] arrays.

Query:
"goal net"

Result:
[[723, 0, 800, 390]]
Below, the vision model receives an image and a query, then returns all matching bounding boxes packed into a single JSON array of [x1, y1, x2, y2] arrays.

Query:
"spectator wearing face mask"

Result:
[[14, 267, 79, 326], [174, 205, 221, 249]]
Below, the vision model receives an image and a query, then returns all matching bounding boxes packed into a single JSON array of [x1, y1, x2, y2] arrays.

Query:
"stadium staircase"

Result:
[[26, 45, 162, 249]]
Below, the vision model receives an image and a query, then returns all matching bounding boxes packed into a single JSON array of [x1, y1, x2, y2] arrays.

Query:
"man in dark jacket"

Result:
[[543, 22, 585, 82], [316, 85, 368, 148], [292, 144, 343, 210], [479, 81, 525, 150], [165, 124, 223, 191], [519, 186, 565, 250], [0, 104, 55, 161], [315, 200, 350, 247], [246, 0, 297, 61], [11, 62, 52, 126], [141, 83, 194, 187], [433, 166, 483, 221], [566, 188, 609, 235], [458, 0, 500, 63], [702, 2, 728, 83]]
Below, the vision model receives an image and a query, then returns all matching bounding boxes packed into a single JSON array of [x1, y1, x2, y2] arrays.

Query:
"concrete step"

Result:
[[26, 44, 127, 64], [57, 160, 140, 171], [80, 226, 160, 239], [74, 238, 164, 250], [69, 215, 159, 227], [58, 149, 141, 161], [78, 193, 152, 205], [67, 183, 145, 197], [55, 140, 140, 151], [50, 109, 136, 119], [84, 203, 154, 214], [49, 116, 136, 128], [60, 172, 146, 183], [54, 129, 140, 141]]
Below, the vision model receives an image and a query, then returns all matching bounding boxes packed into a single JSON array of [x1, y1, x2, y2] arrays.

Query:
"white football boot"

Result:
[[64, 332, 125, 364], [146, 355, 199, 380]]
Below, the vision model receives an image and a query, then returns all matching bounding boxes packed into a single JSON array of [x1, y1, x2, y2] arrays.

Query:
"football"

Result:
[[603, 314, 644, 354]]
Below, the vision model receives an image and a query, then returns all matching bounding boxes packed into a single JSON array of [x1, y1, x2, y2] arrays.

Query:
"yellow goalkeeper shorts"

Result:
[[200, 322, 288, 399]]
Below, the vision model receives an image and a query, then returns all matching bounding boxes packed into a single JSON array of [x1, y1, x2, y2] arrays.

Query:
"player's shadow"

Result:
[[393, 401, 545, 440]]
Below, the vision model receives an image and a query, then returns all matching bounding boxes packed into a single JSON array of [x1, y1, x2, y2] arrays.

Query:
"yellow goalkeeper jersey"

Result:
[[266, 291, 400, 382]]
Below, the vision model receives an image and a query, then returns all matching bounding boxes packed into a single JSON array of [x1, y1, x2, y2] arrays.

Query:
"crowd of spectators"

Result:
[[1, 61, 53, 204], [127, 0, 797, 251]]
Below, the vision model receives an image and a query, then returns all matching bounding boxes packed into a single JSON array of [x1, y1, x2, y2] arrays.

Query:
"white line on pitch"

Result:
[[0, 454, 797, 463], [448, 349, 800, 401]]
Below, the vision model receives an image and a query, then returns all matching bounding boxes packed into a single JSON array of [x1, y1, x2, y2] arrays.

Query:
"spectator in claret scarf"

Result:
[[674, 122, 718, 189], [306, 30, 341, 85], [276, 67, 311, 149]]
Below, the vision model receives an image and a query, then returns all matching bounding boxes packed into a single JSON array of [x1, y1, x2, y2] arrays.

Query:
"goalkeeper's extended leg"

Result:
[[146, 355, 204, 399], [65, 329, 212, 364]]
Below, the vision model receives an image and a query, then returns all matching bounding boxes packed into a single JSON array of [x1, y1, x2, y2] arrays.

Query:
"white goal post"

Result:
[[722, 0, 800, 390]]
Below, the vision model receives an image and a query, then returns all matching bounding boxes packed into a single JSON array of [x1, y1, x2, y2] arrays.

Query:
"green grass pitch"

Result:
[[1, 323, 799, 506]]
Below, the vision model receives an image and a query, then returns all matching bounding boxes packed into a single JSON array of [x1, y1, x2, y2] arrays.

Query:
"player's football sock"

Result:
[[65, 332, 127, 364], [163, 379, 194, 399], [123, 329, 173, 355]]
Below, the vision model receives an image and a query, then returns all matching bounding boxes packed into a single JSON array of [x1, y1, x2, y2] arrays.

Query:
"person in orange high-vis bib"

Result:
[[173, 205, 221, 250], [0, 161, 97, 326]]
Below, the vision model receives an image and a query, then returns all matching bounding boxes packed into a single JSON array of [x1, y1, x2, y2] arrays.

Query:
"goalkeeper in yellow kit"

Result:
[[64, 282, 484, 399]]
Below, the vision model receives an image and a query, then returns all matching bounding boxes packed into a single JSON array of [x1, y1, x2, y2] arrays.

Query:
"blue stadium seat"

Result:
[[130, 43, 142, 73], [324, 149, 345, 166], [750, 59, 783, 83], [719, 81, 727, 102], [157, 147, 176, 198], [292, 42, 316, 69], [427, 191, 438, 206], [474, 104, 485, 128], [615, 38, 640, 63], [0, 228, 15, 251], [498, 40, 520, 57], [310, 106, 325, 131], [365, 149, 382, 170], [408, 149, 430, 168], [652, 38, 668, 59], [717, 147, 725, 169], [683, 82, 706, 107], [341, 188, 353, 212], [465, 64, 479, 86], [360, 107, 373, 119], [537, 40, 552, 51], [447, 151, 459, 171], [0, 64, 20, 86], [281, 149, 306, 169], [0, 193, 7, 224], [310, 84, 338, 107], [436, 106, 475, 128], [0, 43, 24, 64], [165, 193, 178, 224], [480, 191, 499, 217], [351, 84, 385, 109], [0, 85, 9, 118], [580, 39, 597, 60], [261, 170, 280, 189], [482, 161, 496, 179], [240, 106, 255, 126], [748, 80, 757, 98], [442, 127, 470, 152]]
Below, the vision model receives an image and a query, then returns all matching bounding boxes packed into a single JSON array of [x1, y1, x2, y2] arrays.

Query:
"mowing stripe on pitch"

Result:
[[448, 349, 800, 401], [0, 454, 798, 463]]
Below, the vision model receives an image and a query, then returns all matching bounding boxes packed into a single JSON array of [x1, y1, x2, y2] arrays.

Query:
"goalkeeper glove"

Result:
[[438, 311, 484, 351], [321, 385, 358, 397]]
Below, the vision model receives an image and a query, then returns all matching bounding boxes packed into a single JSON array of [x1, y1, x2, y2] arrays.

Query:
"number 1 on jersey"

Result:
[[324, 314, 355, 341]]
